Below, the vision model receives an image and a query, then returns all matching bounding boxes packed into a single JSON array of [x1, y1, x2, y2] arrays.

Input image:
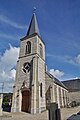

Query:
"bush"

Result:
[[70, 101, 77, 107]]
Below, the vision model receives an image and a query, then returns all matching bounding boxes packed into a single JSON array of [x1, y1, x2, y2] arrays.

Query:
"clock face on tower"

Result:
[[22, 62, 31, 73]]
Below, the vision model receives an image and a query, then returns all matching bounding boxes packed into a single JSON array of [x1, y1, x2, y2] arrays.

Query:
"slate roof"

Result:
[[27, 13, 40, 37], [62, 78, 80, 92], [46, 72, 68, 90]]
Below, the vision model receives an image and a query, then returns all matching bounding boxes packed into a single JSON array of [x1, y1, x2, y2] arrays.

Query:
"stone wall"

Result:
[[62, 79, 80, 105], [68, 91, 80, 103], [45, 73, 68, 108]]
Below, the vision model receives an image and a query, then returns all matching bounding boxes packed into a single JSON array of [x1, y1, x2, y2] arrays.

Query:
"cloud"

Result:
[[0, 44, 19, 92], [10, 69, 16, 80], [0, 44, 19, 70], [75, 54, 80, 64], [0, 14, 26, 29], [46, 53, 70, 62], [49, 69, 64, 79], [46, 53, 80, 66], [0, 33, 19, 40]]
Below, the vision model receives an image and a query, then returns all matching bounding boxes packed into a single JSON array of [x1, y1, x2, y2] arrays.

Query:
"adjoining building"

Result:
[[62, 78, 80, 104], [11, 12, 68, 114]]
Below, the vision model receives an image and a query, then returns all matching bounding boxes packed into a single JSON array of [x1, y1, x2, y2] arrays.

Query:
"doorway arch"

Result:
[[21, 90, 31, 112]]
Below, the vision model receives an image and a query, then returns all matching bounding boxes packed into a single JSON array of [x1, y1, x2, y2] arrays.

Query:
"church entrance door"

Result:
[[21, 90, 30, 112]]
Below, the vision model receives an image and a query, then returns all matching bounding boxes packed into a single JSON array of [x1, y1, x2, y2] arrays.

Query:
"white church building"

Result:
[[11, 12, 68, 114]]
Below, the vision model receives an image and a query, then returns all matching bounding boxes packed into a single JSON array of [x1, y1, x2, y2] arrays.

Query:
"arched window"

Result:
[[39, 43, 43, 57], [25, 41, 31, 54], [40, 83, 42, 97]]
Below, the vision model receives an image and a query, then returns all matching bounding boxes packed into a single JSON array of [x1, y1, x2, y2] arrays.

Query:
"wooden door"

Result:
[[21, 90, 30, 112]]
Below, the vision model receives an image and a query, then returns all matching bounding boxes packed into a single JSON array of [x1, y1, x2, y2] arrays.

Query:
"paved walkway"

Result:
[[0, 111, 48, 120], [0, 106, 80, 120], [61, 106, 80, 120]]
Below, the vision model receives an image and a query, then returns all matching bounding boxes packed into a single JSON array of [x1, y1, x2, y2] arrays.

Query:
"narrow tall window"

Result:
[[25, 41, 31, 54], [39, 43, 43, 57], [40, 83, 42, 97]]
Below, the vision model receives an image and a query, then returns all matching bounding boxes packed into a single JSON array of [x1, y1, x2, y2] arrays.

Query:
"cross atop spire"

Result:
[[26, 11, 40, 37], [33, 7, 36, 13]]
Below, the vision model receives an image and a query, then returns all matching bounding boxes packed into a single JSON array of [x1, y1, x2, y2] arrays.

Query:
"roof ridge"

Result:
[[46, 71, 68, 89]]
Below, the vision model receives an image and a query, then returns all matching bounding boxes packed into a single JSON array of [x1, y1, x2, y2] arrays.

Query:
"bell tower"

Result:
[[11, 12, 46, 114]]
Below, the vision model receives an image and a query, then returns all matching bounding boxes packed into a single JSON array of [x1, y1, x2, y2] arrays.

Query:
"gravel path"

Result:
[[61, 106, 80, 120], [0, 106, 80, 120], [0, 111, 48, 120]]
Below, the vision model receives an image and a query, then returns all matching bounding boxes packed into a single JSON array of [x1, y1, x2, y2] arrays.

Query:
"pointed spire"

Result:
[[27, 10, 40, 37]]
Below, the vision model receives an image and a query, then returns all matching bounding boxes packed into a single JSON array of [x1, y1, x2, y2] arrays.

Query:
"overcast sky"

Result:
[[0, 0, 80, 92]]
